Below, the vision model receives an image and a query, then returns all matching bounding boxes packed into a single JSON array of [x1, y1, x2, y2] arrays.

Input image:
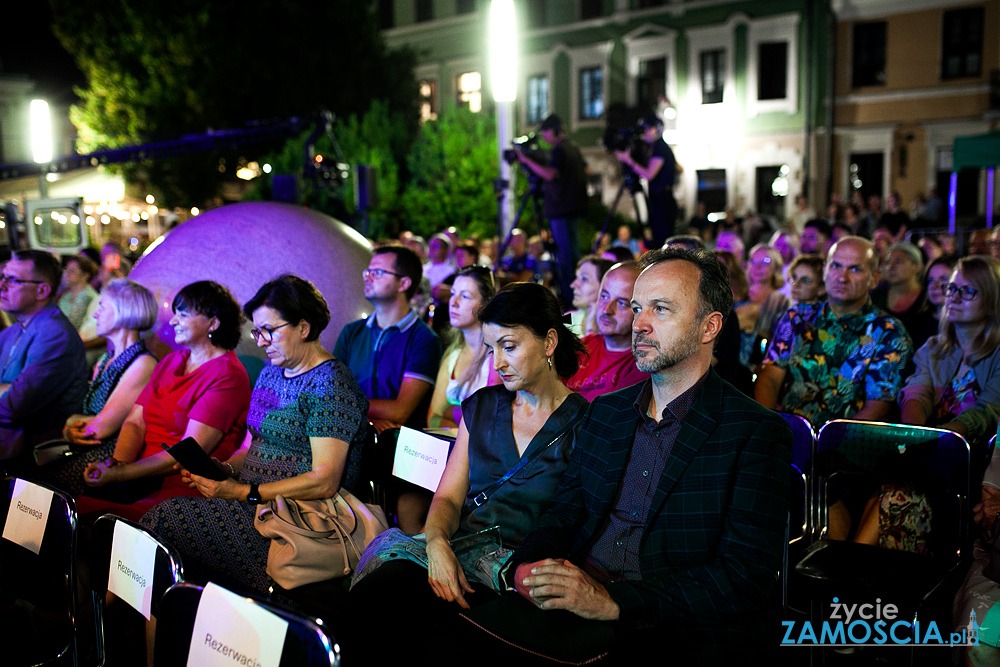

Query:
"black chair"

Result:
[[154, 582, 339, 667], [0, 476, 77, 666], [791, 420, 971, 641], [88, 514, 183, 667], [779, 413, 817, 541]]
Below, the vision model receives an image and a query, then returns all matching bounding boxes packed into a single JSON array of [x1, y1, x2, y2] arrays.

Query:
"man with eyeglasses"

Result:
[[0, 250, 88, 460], [334, 245, 441, 433], [755, 236, 913, 428]]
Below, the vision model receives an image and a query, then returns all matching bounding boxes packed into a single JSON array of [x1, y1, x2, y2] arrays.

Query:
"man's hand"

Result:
[[518, 558, 620, 621], [614, 150, 632, 167]]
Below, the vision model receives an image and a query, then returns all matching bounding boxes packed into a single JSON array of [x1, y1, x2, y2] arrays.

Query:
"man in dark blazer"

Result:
[[503, 247, 792, 662]]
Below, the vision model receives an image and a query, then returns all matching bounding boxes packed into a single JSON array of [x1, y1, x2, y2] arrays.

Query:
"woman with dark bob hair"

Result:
[[351, 282, 588, 646], [77, 281, 251, 522], [141, 274, 370, 594]]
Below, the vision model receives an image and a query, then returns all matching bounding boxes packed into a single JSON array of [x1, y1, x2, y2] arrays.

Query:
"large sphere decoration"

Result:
[[129, 202, 373, 358]]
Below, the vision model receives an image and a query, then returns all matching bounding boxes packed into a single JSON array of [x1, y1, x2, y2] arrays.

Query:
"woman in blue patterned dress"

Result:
[[38, 278, 158, 495], [141, 274, 369, 594]]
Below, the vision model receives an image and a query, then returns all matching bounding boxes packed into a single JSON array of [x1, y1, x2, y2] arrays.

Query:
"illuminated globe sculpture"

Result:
[[129, 202, 373, 358]]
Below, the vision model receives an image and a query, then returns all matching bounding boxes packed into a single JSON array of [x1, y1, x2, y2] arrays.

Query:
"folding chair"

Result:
[[154, 582, 338, 667], [792, 420, 970, 639], [0, 476, 77, 666], [779, 413, 817, 540], [88, 514, 183, 666]]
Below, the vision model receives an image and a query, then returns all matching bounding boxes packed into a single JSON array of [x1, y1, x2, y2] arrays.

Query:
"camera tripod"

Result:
[[493, 172, 565, 295], [592, 164, 649, 252]]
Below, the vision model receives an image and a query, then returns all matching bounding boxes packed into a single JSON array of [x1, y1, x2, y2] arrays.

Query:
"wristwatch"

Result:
[[246, 483, 262, 504]]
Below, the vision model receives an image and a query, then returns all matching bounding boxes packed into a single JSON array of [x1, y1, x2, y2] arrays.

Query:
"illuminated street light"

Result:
[[30, 100, 52, 164], [490, 0, 517, 240]]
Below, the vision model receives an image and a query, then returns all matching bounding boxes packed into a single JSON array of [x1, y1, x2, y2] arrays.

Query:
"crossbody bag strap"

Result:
[[464, 420, 577, 516]]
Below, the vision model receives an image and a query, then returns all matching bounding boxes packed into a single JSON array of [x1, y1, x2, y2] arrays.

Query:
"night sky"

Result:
[[0, 1, 84, 105]]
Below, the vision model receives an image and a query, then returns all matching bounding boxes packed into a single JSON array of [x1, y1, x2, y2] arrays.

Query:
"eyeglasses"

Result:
[[942, 283, 979, 301], [362, 268, 404, 280], [0, 274, 43, 287], [250, 322, 291, 344], [748, 257, 773, 266]]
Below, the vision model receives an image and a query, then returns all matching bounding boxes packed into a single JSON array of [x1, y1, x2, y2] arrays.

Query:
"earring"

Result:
[[208, 330, 215, 342], [547, 356, 553, 370]]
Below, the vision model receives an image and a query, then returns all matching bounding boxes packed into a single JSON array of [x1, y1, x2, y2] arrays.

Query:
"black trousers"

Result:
[[647, 188, 677, 247]]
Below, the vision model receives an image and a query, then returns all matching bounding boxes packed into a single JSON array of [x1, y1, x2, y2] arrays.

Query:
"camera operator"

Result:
[[615, 114, 680, 246], [514, 114, 587, 301]]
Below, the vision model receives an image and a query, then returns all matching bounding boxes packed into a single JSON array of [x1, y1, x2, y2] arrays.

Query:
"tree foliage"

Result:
[[50, 0, 417, 207]]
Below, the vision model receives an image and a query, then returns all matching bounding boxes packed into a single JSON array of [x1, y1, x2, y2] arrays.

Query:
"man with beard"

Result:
[[566, 261, 649, 400], [479, 247, 791, 664]]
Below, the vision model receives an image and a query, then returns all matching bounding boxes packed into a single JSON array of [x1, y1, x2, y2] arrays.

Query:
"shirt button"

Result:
[[642, 470, 649, 477], [616, 540, 623, 546]]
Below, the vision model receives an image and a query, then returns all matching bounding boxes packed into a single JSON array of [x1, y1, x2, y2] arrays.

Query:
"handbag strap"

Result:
[[464, 420, 576, 516]]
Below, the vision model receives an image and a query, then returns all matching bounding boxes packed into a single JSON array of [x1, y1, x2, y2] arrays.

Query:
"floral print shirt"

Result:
[[763, 300, 913, 428]]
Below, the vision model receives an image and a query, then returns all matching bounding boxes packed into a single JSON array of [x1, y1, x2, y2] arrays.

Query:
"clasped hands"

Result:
[[83, 457, 125, 487], [514, 558, 620, 621], [974, 486, 1000, 530]]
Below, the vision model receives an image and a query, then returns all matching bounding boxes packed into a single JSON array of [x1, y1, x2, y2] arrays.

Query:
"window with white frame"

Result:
[[527, 75, 549, 125], [456, 71, 482, 113], [700, 50, 724, 105], [623, 26, 678, 114], [746, 14, 799, 116], [579, 67, 604, 120], [637, 57, 667, 111]]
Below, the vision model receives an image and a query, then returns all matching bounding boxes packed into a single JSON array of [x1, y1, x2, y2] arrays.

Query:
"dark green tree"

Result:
[[50, 0, 417, 208]]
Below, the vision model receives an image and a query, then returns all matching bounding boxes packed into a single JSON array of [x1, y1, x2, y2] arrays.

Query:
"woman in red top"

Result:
[[78, 281, 251, 521]]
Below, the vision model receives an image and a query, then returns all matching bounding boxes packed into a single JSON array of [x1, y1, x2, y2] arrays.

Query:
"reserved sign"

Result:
[[392, 427, 451, 492], [2, 479, 53, 555], [108, 521, 158, 619], [187, 582, 289, 667]]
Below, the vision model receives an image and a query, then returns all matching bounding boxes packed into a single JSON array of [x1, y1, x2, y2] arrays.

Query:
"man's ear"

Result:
[[36, 281, 53, 301], [398, 276, 412, 296], [702, 311, 724, 345]]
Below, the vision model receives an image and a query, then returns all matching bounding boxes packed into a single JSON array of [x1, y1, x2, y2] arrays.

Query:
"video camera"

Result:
[[602, 124, 642, 153], [502, 133, 543, 165]]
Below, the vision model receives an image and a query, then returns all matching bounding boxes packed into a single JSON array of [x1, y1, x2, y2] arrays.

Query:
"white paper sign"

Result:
[[187, 582, 289, 667], [2, 479, 53, 555], [392, 426, 451, 492], [108, 521, 159, 620]]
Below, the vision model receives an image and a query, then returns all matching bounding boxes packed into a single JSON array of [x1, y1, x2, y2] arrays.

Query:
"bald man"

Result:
[[755, 236, 913, 427], [566, 262, 649, 401]]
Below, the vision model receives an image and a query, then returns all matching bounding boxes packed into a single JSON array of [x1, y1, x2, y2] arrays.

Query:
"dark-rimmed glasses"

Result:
[[0, 274, 43, 287], [362, 268, 404, 280], [251, 322, 291, 344], [942, 283, 979, 301]]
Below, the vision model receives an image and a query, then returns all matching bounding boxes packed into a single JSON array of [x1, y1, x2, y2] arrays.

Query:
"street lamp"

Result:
[[490, 0, 517, 241], [30, 99, 52, 197]]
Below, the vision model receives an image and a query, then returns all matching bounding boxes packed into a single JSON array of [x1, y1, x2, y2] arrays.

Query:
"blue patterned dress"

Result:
[[141, 358, 369, 594]]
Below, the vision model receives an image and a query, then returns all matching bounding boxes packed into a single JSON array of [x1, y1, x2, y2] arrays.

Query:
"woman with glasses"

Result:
[[736, 244, 789, 367], [141, 274, 369, 595], [872, 242, 938, 353], [923, 254, 959, 320], [76, 281, 251, 522], [899, 255, 1000, 443], [37, 279, 158, 495]]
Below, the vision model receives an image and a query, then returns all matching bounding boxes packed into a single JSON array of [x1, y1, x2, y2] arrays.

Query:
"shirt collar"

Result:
[[365, 309, 419, 332], [632, 370, 710, 424]]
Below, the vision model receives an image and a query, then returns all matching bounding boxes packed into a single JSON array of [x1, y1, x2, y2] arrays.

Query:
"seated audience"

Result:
[[566, 255, 613, 337], [57, 255, 99, 330], [350, 282, 589, 656], [496, 229, 537, 284], [0, 250, 89, 459], [611, 224, 641, 257], [77, 281, 250, 522], [428, 267, 499, 429], [899, 255, 1000, 445], [423, 233, 456, 289], [602, 245, 634, 264], [872, 242, 938, 352], [334, 245, 441, 433], [714, 229, 745, 260], [800, 218, 833, 258], [566, 261, 648, 400], [738, 244, 789, 366], [142, 275, 369, 595], [756, 236, 913, 428], [38, 279, 158, 495], [879, 191, 910, 242]]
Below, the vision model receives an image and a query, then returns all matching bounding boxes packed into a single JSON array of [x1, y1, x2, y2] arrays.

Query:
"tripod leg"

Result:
[[494, 187, 536, 273], [593, 179, 631, 253]]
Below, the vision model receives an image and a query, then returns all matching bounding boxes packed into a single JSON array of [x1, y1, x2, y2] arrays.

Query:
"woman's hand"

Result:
[[182, 470, 245, 500], [426, 536, 475, 609], [83, 459, 125, 487], [64, 419, 101, 446], [974, 486, 1000, 529]]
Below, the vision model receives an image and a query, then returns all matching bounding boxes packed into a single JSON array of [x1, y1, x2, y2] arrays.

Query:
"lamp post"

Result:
[[30, 99, 52, 197], [490, 0, 517, 239]]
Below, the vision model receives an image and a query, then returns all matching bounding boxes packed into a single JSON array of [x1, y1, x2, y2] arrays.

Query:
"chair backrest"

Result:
[[0, 476, 77, 666], [779, 413, 816, 539], [814, 419, 970, 557], [788, 463, 807, 544], [90, 513, 184, 666], [154, 582, 338, 667]]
